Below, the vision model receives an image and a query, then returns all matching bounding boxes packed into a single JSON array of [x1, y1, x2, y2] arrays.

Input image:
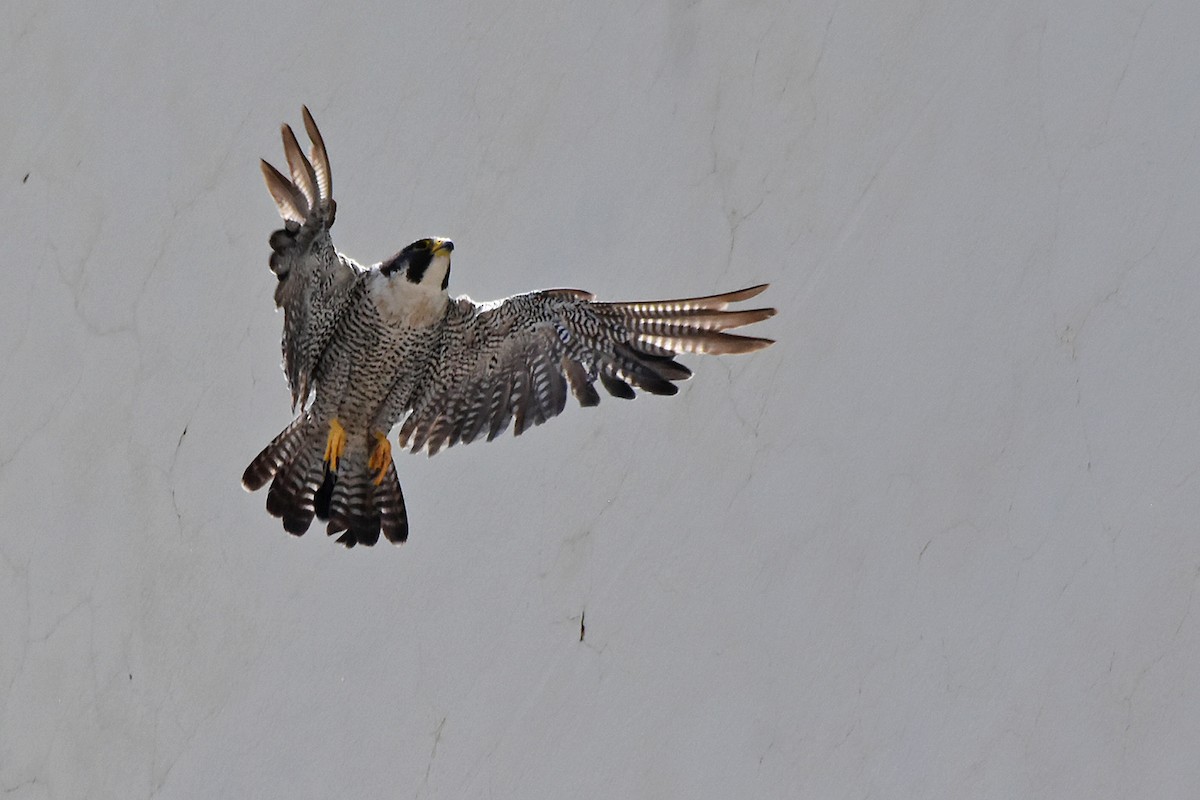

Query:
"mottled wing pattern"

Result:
[[261, 106, 361, 409], [397, 284, 776, 455]]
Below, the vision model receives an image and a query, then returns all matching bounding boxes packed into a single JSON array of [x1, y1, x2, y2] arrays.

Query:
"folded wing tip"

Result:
[[743, 336, 775, 351]]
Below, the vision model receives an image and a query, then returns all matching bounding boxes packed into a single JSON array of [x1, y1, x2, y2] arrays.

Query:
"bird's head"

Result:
[[381, 237, 454, 290]]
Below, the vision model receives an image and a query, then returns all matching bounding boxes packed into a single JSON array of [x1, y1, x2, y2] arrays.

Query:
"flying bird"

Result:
[[243, 107, 776, 547]]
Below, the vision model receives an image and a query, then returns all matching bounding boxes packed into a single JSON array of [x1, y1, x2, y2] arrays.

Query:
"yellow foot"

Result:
[[367, 432, 392, 485], [323, 418, 347, 472]]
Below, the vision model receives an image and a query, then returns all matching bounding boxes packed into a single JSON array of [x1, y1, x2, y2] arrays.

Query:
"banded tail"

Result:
[[242, 414, 408, 546]]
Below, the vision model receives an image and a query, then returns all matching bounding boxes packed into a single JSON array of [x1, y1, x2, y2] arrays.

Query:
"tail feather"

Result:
[[324, 448, 382, 547], [322, 463, 407, 546], [375, 461, 409, 544], [242, 415, 308, 491], [313, 468, 334, 520], [243, 414, 409, 547], [263, 416, 327, 536]]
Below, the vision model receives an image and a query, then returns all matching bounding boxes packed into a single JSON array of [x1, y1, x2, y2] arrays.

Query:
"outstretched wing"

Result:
[[398, 284, 776, 455], [260, 106, 360, 410]]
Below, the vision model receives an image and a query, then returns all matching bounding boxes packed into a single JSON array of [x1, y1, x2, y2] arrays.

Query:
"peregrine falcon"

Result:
[[243, 107, 777, 547]]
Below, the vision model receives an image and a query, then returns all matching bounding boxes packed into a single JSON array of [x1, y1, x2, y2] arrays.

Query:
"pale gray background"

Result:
[[3, 1, 1200, 797]]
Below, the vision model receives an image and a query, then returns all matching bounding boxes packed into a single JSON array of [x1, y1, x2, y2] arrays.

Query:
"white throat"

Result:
[[369, 267, 449, 328]]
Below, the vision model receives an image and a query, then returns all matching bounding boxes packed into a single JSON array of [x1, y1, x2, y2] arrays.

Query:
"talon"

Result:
[[368, 432, 392, 485], [323, 418, 346, 471]]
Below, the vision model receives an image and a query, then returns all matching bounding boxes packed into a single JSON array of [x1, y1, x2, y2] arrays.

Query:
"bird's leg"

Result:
[[367, 432, 392, 486], [323, 418, 347, 472]]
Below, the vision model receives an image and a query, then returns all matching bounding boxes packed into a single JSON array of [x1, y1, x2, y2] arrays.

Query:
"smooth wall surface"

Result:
[[3, 1, 1199, 797]]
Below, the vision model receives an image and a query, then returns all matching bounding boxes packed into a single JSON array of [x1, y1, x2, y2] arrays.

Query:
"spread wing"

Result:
[[260, 106, 360, 410], [397, 284, 776, 455]]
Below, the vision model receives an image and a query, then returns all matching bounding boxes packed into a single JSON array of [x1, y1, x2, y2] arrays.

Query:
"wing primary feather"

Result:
[[619, 307, 777, 333], [281, 124, 320, 210], [512, 369, 534, 435], [260, 159, 307, 223], [546, 360, 568, 417], [563, 359, 601, 407], [408, 419, 432, 455], [650, 358, 693, 381], [458, 381, 492, 445], [594, 284, 771, 315], [527, 346, 554, 427], [487, 372, 515, 441], [447, 380, 483, 448], [612, 345, 679, 395], [301, 105, 332, 201], [635, 331, 776, 355], [426, 413, 455, 456], [599, 372, 636, 399]]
